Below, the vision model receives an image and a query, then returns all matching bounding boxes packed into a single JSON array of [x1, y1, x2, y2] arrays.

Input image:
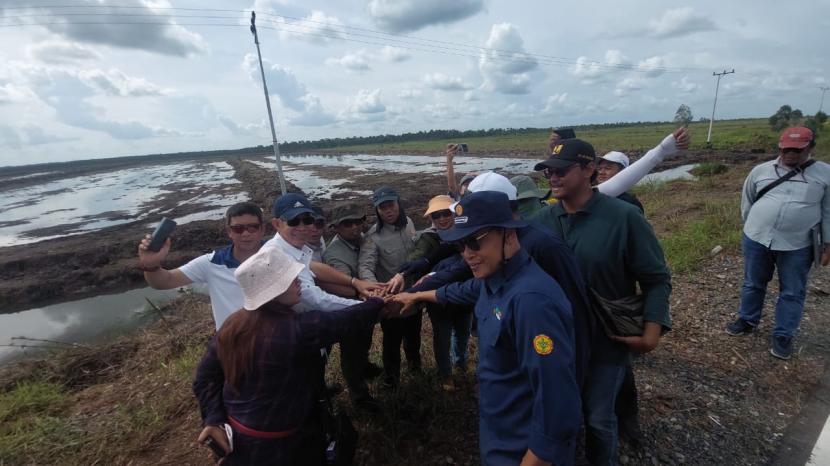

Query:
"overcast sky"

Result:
[[1, 0, 828, 167]]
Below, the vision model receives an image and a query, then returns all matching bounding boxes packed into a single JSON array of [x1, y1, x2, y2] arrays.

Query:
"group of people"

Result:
[[135, 124, 829, 466]]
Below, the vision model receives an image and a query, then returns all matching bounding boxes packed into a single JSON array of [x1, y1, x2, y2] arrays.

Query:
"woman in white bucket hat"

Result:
[[193, 245, 395, 465]]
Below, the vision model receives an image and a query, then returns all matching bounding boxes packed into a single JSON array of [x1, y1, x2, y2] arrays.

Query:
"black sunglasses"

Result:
[[284, 214, 314, 227], [339, 217, 366, 228], [454, 229, 495, 253], [430, 209, 453, 220], [543, 164, 578, 178], [228, 223, 262, 234], [782, 147, 805, 154]]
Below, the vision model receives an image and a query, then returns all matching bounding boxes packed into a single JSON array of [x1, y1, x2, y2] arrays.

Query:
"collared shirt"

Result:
[[323, 234, 360, 278], [533, 191, 672, 363], [475, 249, 580, 465], [742, 158, 830, 251], [264, 233, 360, 312], [308, 237, 326, 263], [179, 244, 247, 330], [193, 299, 383, 432], [357, 217, 416, 282]]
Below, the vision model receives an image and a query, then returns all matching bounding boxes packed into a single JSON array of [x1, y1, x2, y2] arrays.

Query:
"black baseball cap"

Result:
[[372, 186, 399, 207], [534, 138, 597, 171]]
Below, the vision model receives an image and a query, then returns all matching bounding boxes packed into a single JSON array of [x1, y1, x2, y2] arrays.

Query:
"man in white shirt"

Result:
[[137, 202, 266, 330], [265, 193, 382, 312]]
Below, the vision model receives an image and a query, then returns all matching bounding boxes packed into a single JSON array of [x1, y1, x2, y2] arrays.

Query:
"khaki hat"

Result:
[[330, 203, 365, 226], [424, 195, 454, 217], [234, 246, 305, 311], [509, 175, 546, 200]]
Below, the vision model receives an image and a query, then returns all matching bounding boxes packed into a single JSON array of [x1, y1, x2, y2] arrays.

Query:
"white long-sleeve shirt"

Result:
[[597, 133, 679, 197], [264, 233, 360, 312]]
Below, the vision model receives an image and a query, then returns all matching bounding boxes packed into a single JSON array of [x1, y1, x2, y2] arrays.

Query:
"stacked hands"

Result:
[[365, 277, 423, 319]]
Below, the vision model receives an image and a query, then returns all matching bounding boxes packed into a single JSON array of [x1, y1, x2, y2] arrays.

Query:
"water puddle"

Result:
[[0, 287, 189, 366], [638, 163, 699, 185]]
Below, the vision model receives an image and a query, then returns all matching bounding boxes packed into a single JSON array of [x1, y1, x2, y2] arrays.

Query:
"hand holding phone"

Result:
[[147, 217, 177, 252]]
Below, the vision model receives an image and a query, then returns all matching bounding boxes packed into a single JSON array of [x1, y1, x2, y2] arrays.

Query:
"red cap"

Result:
[[778, 127, 814, 149]]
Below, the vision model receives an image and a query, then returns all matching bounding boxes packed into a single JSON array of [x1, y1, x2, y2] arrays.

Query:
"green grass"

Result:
[[691, 162, 729, 177], [659, 199, 743, 274], [316, 118, 830, 155]]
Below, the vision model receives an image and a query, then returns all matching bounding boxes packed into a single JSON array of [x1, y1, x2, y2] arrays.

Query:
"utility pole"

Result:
[[250, 11, 287, 195], [706, 69, 735, 146], [820, 86, 829, 114]]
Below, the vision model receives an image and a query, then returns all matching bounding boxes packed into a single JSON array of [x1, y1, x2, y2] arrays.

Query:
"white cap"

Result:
[[466, 171, 517, 200], [600, 151, 629, 168], [234, 245, 305, 311]]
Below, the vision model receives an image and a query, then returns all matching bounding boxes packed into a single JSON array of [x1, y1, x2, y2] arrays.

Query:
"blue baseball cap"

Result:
[[272, 193, 314, 219], [438, 191, 526, 242], [372, 186, 399, 207]]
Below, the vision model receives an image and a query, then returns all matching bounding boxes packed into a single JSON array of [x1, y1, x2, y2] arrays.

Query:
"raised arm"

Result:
[[138, 235, 194, 289], [446, 144, 461, 196]]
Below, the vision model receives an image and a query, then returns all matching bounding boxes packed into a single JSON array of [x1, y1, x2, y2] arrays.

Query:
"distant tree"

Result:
[[674, 104, 693, 126], [698, 116, 710, 122], [769, 105, 798, 132]]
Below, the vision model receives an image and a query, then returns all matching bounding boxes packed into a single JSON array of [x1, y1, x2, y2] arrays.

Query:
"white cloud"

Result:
[[29, 1, 208, 56], [27, 41, 101, 65], [272, 10, 346, 44], [326, 50, 371, 72], [543, 93, 568, 113], [290, 94, 337, 126], [348, 89, 386, 114], [605, 50, 628, 68], [368, 0, 485, 33], [0, 82, 32, 104], [463, 90, 478, 101], [569, 57, 604, 81], [672, 76, 700, 94], [423, 73, 472, 91], [614, 77, 644, 97], [479, 23, 538, 95], [649, 7, 717, 39], [78, 69, 172, 97], [217, 115, 266, 136], [637, 56, 666, 78], [398, 88, 422, 99], [378, 46, 411, 63]]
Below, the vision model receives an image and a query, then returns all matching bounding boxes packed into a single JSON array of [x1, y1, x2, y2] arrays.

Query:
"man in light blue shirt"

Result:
[[727, 126, 830, 359]]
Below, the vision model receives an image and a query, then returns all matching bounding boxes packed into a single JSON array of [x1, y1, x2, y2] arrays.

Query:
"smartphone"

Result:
[[147, 217, 177, 252], [457, 143, 468, 153], [204, 437, 227, 459], [553, 128, 576, 140]]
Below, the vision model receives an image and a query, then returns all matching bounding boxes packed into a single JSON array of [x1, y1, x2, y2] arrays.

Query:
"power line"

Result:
[[0, 6, 710, 74]]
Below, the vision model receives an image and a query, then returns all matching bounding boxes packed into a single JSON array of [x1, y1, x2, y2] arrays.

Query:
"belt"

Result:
[[227, 416, 298, 439]]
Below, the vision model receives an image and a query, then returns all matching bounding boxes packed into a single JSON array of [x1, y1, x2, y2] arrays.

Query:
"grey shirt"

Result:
[[358, 217, 416, 282], [323, 234, 360, 278], [742, 158, 830, 251]]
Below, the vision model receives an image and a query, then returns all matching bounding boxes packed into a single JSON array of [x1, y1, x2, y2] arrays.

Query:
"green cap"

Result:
[[510, 175, 546, 200], [330, 203, 365, 226]]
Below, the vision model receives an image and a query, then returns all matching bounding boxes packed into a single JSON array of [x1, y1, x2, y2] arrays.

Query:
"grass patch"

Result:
[[660, 200, 742, 274], [691, 162, 729, 177], [631, 179, 667, 196]]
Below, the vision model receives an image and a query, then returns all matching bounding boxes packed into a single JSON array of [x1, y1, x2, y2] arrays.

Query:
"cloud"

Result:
[[217, 115, 266, 136], [478, 23, 538, 95], [614, 77, 644, 97], [649, 7, 717, 39], [271, 10, 346, 44], [20, 125, 76, 145], [672, 76, 700, 94], [463, 90, 478, 101], [569, 50, 631, 82], [27, 41, 101, 65], [340, 89, 387, 122], [543, 93, 568, 113], [398, 88, 422, 99], [242, 54, 337, 126], [78, 69, 172, 97], [637, 56, 666, 78], [0, 82, 32, 104], [378, 46, 411, 63], [0, 125, 22, 149], [26, 1, 208, 56], [604, 50, 628, 68], [325, 51, 371, 72], [368, 0, 485, 33], [423, 73, 472, 91]]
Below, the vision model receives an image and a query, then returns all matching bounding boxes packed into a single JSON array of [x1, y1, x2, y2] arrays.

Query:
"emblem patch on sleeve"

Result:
[[533, 334, 554, 355]]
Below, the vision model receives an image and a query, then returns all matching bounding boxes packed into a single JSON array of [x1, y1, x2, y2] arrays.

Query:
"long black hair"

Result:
[[376, 199, 408, 231]]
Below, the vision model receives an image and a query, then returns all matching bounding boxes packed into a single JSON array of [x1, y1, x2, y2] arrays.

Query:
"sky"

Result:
[[1, 0, 829, 167]]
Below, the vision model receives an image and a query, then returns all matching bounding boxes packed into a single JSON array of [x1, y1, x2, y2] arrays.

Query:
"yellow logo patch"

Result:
[[454, 204, 463, 216], [533, 334, 554, 355], [552, 144, 563, 154]]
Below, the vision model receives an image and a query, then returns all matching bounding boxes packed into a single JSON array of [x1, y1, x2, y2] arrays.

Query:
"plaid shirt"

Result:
[[193, 298, 382, 431]]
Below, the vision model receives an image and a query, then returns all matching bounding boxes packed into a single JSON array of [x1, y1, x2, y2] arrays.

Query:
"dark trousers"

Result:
[[615, 364, 639, 419], [380, 311, 422, 381], [340, 323, 375, 400]]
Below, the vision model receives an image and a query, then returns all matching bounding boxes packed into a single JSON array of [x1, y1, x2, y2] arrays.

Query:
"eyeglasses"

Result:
[[454, 229, 495, 253], [228, 223, 262, 234], [284, 214, 314, 227], [543, 164, 578, 178], [782, 147, 805, 154], [338, 217, 365, 228], [430, 209, 452, 220]]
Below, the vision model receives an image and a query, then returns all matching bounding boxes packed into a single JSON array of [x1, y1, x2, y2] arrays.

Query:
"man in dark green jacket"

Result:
[[532, 138, 672, 466]]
